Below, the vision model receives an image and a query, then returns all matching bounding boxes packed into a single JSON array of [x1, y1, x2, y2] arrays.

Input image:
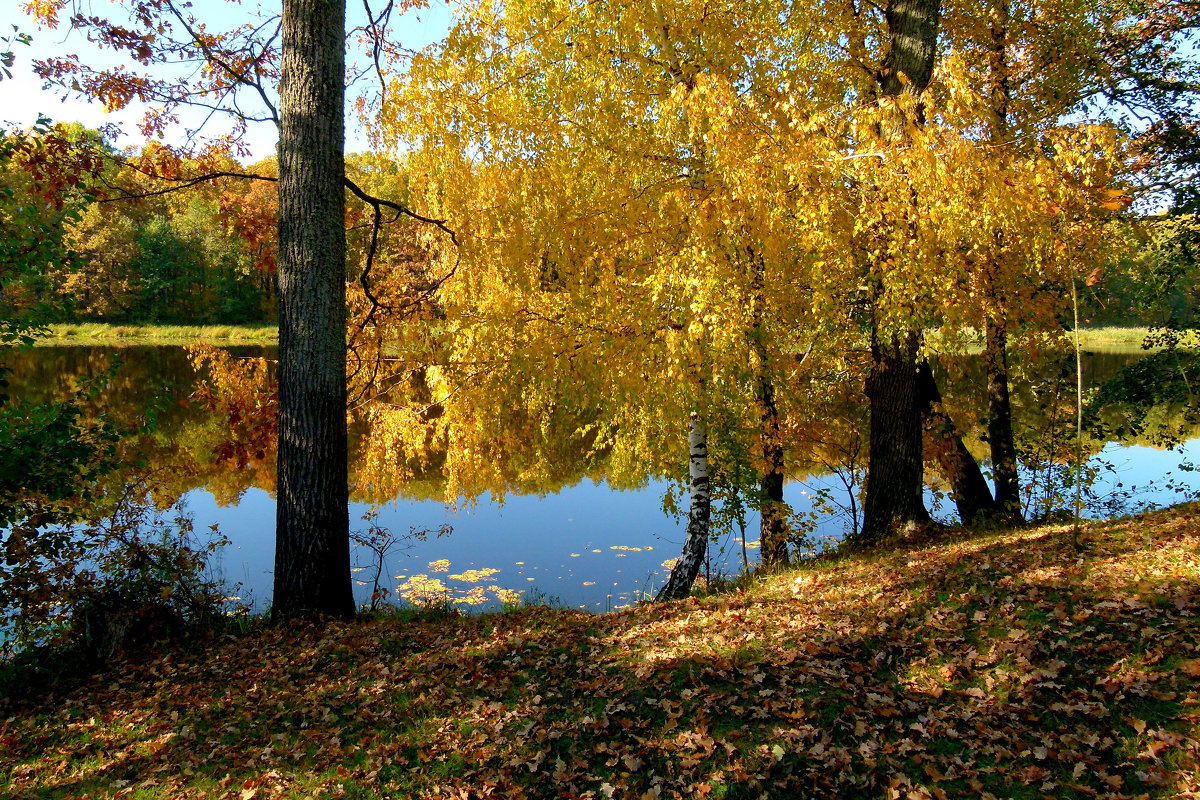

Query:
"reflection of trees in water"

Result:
[[1087, 348, 1200, 448], [935, 347, 1200, 520], [7, 345, 1176, 510], [937, 349, 1150, 458], [6, 346, 274, 505]]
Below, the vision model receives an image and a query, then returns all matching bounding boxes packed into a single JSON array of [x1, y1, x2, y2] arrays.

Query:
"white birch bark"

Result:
[[656, 413, 711, 601]]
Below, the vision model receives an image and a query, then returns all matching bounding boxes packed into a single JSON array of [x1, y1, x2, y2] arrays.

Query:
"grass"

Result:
[[29, 324, 1168, 351], [930, 325, 1164, 356], [1, 506, 1197, 798], [1075, 326, 1164, 352], [36, 323, 278, 346]]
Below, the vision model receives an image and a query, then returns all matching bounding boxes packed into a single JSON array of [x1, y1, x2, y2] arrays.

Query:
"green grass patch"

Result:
[[36, 323, 278, 345], [1076, 326, 1160, 352]]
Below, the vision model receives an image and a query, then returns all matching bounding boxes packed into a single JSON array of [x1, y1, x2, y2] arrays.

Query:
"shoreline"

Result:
[[32, 323, 279, 346], [29, 323, 1168, 351]]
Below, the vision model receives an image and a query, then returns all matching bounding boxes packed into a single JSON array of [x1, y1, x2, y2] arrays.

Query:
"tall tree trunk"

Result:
[[758, 374, 789, 567], [984, 315, 1023, 521], [979, 0, 1023, 525], [859, 330, 930, 544], [657, 413, 711, 601], [918, 360, 998, 524], [858, 0, 941, 546], [272, 0, 354, 620], [880, 0, 941, 102], [750, 250, 789, 567]]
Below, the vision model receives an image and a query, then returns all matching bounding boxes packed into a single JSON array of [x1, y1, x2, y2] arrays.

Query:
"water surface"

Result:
[[7, 344, 1197, 611]]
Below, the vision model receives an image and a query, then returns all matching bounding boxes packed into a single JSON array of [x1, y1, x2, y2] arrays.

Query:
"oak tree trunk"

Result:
[[859, 330, 930, 544], [979, 1, 1024, 525], [272, 0, 354, 620], [759, 374, 789, 567], [858, 0, 941, 545], [657, 414, 711, 601], [749, 254, 789, 567]]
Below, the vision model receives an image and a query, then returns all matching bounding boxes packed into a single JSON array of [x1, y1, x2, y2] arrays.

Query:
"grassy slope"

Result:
[[35, 323, 278, 346], [1, 508, 1197, 799]]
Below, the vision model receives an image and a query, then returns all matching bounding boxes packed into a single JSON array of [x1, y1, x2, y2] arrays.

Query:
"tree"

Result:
[[854, 0, 943, 545], [22, 0, 450, 617], [271, 0, 354, 619], [373, 0, 859, 597]]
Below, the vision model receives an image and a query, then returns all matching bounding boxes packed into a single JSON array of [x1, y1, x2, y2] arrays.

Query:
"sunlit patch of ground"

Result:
[[2, 505, 1197, 798]]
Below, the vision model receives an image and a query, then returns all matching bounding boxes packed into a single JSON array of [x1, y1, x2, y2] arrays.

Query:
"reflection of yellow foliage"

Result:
[[427, 559, 451, 573]]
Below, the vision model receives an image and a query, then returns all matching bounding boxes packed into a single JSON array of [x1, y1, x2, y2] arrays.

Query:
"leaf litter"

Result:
[[2, 505, 1198, 798]]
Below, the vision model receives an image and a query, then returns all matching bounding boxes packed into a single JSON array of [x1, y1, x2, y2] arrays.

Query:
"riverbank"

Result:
[[29, 324, 1169, 351], [1075, 326, 1167, 352], [35, 323, 279, 346], [1, 505, 1197, 798]]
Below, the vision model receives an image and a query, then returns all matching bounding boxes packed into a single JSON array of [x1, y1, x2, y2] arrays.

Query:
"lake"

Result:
[[6, 344, 1199, 612]]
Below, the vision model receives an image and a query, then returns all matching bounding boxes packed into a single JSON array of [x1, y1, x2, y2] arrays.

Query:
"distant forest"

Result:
[[4, 125, 1200, 329]]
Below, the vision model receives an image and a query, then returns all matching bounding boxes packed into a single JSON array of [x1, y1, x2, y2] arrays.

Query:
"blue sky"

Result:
[[2, 0, 452, 160]]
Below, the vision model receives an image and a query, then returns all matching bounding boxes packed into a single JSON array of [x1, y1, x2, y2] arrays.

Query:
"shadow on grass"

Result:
[[1, 513, 1196, 799]]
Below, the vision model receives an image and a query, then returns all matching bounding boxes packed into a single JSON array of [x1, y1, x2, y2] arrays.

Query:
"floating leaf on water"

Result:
[[448, 568, 500, 583]]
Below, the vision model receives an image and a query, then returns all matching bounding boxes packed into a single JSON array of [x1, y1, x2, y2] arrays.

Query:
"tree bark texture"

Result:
[[859, 331, 930, 545], [984, 316, 1023, 521], [758, 374, 789, 567], [859, 0, 941, 545], [750, 253, 789, 567], [657, 414, 711, 601], [918, 360, 998, 524], [272, 0, 354, 620], [880, 0, 941, 98]]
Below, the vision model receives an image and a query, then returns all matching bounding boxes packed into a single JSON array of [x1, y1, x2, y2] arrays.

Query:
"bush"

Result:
[[1, 483, 241, 665]]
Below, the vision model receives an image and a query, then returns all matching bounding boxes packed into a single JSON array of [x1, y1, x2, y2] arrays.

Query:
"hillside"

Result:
[[2, 508, 1198, 799]]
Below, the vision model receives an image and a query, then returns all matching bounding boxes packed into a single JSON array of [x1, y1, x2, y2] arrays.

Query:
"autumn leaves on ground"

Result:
[[2, 507, 1198, 800]]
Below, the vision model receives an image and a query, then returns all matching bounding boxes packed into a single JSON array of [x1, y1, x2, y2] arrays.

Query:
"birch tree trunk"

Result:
[[272, 0, 354, 619], [657, 413, 711, 601]]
